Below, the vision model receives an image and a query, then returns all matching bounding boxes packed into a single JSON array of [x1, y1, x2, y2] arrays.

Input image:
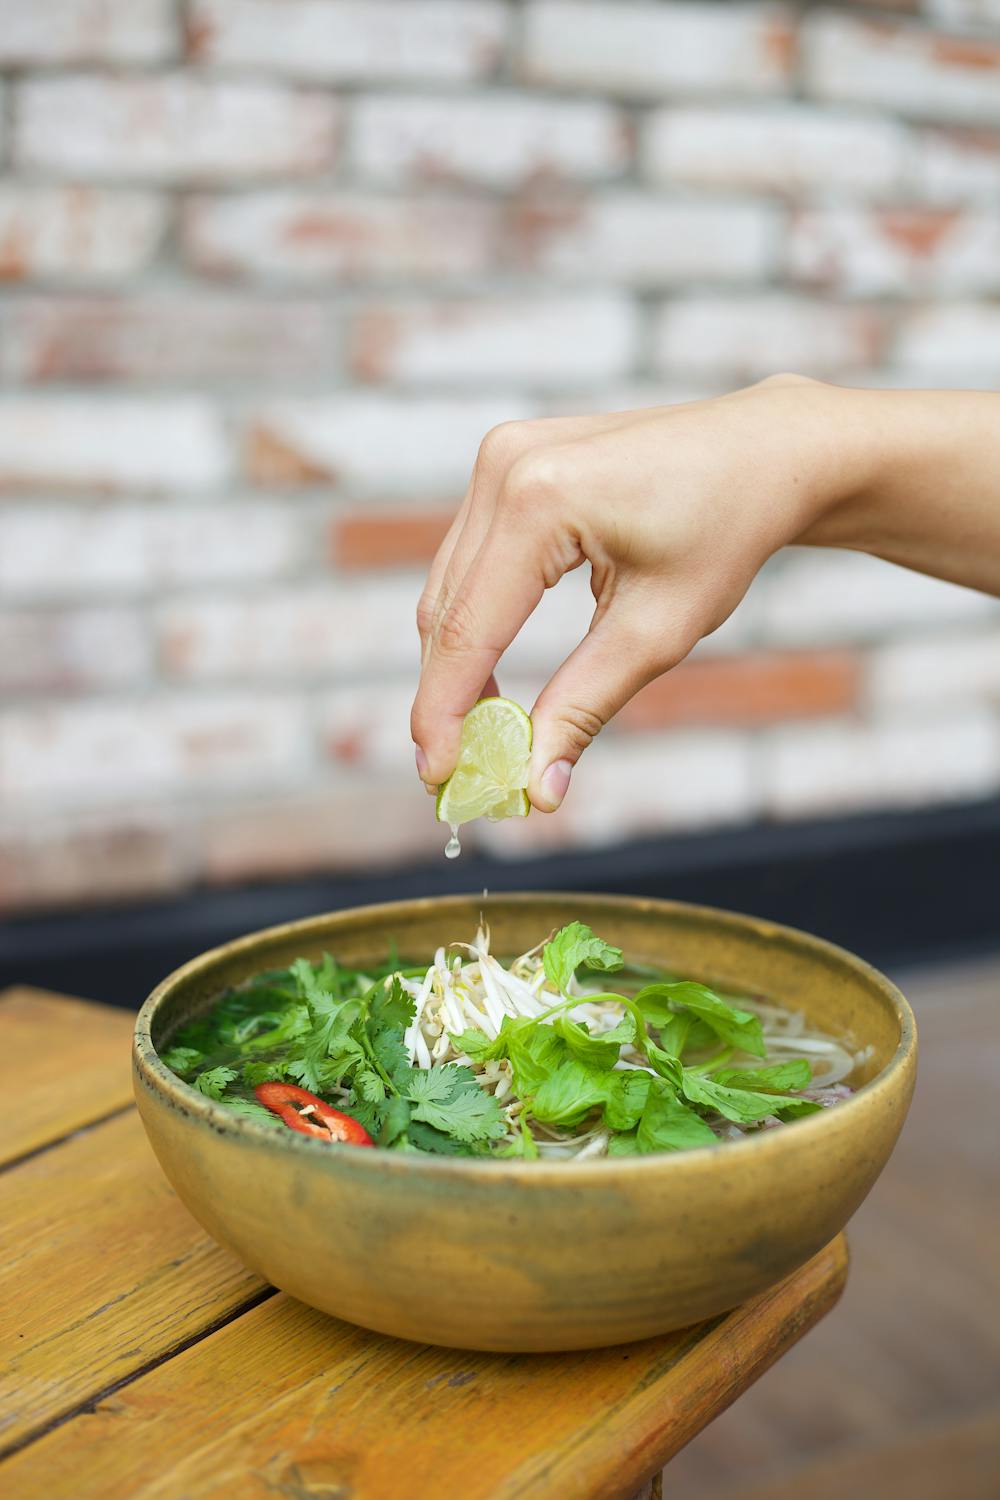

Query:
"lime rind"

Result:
[[435, 697, 532, 829]]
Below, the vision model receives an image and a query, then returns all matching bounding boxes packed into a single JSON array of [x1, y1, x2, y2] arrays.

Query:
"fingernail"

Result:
[[415, 746, 430, 780], [539, 759, 573, 811]]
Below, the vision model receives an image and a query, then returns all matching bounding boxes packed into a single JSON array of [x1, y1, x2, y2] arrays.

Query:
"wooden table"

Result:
[[0, 986, 848, 1500]]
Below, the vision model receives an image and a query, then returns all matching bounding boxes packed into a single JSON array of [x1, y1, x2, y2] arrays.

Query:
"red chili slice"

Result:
[[254, 1081, 374, 1146]]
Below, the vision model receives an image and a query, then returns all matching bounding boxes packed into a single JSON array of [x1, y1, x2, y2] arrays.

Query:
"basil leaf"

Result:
[[636, 982, 766, 1058], [543, 922, 623, 994], [553, 1013, 633, 1071], [681, 1070, 822, 1124], [713, 1060, 812, 1093], [636, 1088, 718, 1154], [601, 1069, 652, 1131]]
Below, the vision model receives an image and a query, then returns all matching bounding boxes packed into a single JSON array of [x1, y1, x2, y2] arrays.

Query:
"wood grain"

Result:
[[0, 1109, 266, 1454], [0, 1237, 846, 1500], [0, 987, 135, 1166]]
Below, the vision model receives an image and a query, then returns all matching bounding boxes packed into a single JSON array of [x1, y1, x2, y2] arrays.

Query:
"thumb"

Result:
[[527, 611, 680, 812]]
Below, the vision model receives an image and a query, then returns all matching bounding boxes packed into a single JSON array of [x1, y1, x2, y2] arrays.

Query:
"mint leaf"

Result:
[[193, 1065, 237, 1100], [635, 982, 766, 1058], [681, 1069, 822, 1124], [714, 1060, 812, 1093], [636, 1088, 718, 1154], [543, 922, 623, 994]]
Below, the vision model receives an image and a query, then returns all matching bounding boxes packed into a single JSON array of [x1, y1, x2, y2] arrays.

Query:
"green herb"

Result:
[[192, 1065, 238, 1100], [713, 1060, 812, 1093], [161, 1045, 202, 1073], [405, 1065, 504, 1144], [681, 1069, 822, 1124], [542, 921, 623, 993], [634, 982, 766, 1058]]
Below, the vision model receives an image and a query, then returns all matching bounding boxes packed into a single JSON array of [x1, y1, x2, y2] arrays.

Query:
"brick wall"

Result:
[[2, 0, 1000, 912]]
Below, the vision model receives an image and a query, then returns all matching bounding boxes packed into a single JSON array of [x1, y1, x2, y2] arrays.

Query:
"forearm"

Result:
[[800, 385, 1000, 597]]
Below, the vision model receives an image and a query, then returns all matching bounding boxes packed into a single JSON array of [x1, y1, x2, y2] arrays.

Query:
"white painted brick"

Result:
[[2, 296, 338, 385], [14, 74, 339, 181], [653, 296, 883, 378], [0, 607, 151, 691], [0, 188, 167, 282], [190, 0, 509, 80], [183, 192, 498, 282], [762, 710, 1000, 818], [352, 295, 638, 386], [514, 194, 780, 285], [522, 1, 793, 98], [758, 549, 1000, 647], [0, 502, 301, 600], [644, 105, 909, 195], [0, 0, 174, 63], [910, 127, 1000, 204], [892, 304, 1000, 381], [0, 806, 190, 911], [0, 399, 228, 492], [789, 206, 1000, 296], [246, 393, 533, 492], [803, 12, 1000, 125], [925, 1, 1000, 29], [349, 92, 627, 188], [199, 780, 444, 882], [868, 629, 1000, 710], [0, 694, 310, 806], [157, 581, 418, 680], [476, 729, 758, 857]]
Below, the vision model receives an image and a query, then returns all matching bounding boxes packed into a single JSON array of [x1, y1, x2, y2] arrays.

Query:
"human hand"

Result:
[[410, 375, 1000, 811]]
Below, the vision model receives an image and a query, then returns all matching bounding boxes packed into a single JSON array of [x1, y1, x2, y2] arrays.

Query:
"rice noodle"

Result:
[[395, 925, 856, 1158]]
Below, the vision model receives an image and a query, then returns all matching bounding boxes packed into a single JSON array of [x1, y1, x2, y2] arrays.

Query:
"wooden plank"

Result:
[[0, 987, 135, 1166], [0, 1109, 267, 1454], [0, 1237, 847, 1500]]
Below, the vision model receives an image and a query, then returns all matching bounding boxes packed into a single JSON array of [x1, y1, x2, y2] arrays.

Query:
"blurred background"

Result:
[[1, 4, 998, 1495], [1, 0, 1000, 960]]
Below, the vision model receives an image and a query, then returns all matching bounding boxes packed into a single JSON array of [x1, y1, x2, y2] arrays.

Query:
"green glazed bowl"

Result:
[[133, 893, 916, 1352]]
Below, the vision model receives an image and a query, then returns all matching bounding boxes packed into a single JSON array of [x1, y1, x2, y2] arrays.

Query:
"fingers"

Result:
[[527, 600, 687, 811], [411, 519, 548, 785]]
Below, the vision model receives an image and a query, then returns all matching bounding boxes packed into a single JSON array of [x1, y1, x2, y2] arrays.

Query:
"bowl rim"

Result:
[[133, 891, 917, 1182]]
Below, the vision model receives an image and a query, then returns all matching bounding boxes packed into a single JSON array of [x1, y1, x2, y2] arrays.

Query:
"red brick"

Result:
[[333, 508, 456, 570], [14, 74, 339, 180], [188, 1, 508, 80], [0, 188, 167, 282], [183, 191, 499, 282], [3, 297, 338, 384], [616, 651, 861, 733], [0, 0, 174, 64]]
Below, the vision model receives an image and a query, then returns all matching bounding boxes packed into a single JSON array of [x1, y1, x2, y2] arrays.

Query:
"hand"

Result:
[[411, 376, 1000, 811]]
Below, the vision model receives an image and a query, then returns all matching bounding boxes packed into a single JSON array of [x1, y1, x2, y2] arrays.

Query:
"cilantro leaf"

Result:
[[370, 975, 416, 1035], [713, 1060, 812, 1093], [162, 1045, 202, 1075], [405, 1066, 504, 1143], [218, 1095, 284, 1128], [356, 1067, 386, 1104], [192, 1065, 238, 1100], [543, 922, 623, 994], [681, 1069, 822, 1124], [377, 1095, 412, 1148], [240, 1059, 289, 1086], [404, 1120, 477, 1156], [635, 982, 766, 1058]]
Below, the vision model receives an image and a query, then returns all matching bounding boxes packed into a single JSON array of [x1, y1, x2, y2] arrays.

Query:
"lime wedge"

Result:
[[435, 697, 532, 829]]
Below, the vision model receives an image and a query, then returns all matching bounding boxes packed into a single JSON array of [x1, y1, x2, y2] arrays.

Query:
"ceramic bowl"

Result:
[[133, 893, 916, 1352]]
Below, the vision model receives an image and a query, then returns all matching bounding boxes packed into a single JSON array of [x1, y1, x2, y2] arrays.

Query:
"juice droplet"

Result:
[[444, 823, 461, 860]]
